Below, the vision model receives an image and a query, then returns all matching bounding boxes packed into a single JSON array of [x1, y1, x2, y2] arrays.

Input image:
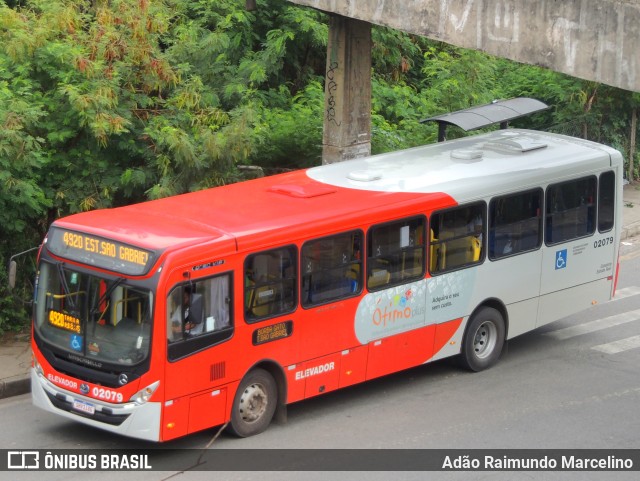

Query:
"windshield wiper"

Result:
[[56, 262, 77, 310], [92, 277, 126, 315]]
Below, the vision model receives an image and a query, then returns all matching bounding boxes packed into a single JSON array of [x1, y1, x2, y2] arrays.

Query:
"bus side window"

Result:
[[244, 246, 297, 322], [167, 274, 233, 359], [489, 189, 542, 260], [598, 171, 615, 232], [302, 231, 363, 307], [545, 176, 597, 245], [367, 216, 426, 290], [430, 203, 485, 274]]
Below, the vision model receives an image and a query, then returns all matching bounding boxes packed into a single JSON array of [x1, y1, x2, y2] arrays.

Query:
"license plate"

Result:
[[72, 399, 95, 415]]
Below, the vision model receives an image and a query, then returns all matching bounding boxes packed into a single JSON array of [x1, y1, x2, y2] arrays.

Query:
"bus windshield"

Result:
[[34, 261, 153, 366]]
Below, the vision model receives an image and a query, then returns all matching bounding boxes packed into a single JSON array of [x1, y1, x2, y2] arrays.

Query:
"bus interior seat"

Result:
[[430, 230, 446, 272], [368, 268, 390, 288], [189, 293, 204, 323], [346, 265, 360, 291], [251, 285, 276, 317], [346, 264, 360, 279], [187, 293, 204, 334], [402, 250, 423, 277], [470, 236, 481, 261], [248, 254, 278, 316], [245, 277, 255, 312], [442, 234, 480, 267]]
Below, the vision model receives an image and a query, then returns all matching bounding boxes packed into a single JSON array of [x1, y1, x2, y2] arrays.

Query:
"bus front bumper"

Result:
[[31, 368, 162, 442]]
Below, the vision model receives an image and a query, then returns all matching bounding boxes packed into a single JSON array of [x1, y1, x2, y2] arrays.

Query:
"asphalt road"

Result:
[[2, 237, 640, 481]]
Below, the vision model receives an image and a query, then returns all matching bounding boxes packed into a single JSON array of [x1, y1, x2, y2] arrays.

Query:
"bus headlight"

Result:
[[130, 380, 160, 405], [33, 355, 44, 377]]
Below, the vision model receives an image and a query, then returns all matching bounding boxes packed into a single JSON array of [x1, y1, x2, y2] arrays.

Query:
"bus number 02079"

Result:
[[594, 237, 615, 248], [92, 387, 123, 403]]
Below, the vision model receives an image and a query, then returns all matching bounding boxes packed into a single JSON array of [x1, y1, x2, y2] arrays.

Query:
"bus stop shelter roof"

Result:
[[422, 98, 548, 140]]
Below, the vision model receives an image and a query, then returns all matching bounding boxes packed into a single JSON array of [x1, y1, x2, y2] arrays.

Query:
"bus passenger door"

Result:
[[162, 270, 234, 440], [538, 237, 616, 326], [537, 174, 617, 326], [482, 189, 546, 339]]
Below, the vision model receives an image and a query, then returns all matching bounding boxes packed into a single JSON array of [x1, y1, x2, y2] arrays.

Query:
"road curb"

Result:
[[0, 376, 30, 400], [621, 222, 640, 241]]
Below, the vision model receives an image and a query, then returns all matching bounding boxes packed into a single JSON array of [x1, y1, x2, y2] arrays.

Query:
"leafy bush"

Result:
[[1, 0, 638, 331]]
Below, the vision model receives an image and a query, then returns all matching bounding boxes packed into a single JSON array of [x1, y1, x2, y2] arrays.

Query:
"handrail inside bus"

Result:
[[46, 291, 86, 300]]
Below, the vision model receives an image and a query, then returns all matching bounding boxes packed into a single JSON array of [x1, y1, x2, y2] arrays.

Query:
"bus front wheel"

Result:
[[460, 307, 505, 372], [229, 368, 277, 437]]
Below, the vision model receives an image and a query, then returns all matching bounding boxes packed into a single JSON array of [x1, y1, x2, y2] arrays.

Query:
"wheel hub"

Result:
[[239, 383, 268, 423], [473, 320, 497, 359]]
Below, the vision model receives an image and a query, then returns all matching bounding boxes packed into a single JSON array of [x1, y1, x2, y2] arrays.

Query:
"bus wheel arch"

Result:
[[460, 300, 507, 372], [256, 360, 288, 425], [228, 361, 286, 437], [473, 298, 509, 339]]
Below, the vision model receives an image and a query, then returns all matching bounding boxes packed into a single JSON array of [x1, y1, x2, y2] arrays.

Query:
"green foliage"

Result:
[[0, 0, 638, 331], [370, 79, 436, 154], [252, 82, 324, 169], [0, 4, 50, 332], [421, 45, 499, 113]]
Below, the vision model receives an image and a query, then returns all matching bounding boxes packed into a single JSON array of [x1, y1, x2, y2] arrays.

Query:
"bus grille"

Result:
[[45, 391, 130, 426]]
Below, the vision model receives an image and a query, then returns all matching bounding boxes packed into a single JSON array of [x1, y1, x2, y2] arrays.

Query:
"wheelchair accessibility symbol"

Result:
[[555, 249, 567, 270], [71, 335, 83, 352]]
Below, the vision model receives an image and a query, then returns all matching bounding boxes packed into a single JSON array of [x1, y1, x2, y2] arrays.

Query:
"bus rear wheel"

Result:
[[460, 307, 505, 372], [228, 368, 277, 437]]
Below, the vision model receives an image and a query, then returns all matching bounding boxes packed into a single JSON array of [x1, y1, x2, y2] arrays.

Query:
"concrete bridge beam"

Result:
[[291, 0, 640, 93], [288, 0, 639, 163]]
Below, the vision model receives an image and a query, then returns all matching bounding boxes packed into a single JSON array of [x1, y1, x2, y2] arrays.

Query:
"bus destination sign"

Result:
[[47, 228, 156, 276], [48, 309, 81, 334], [252, 321, 293, 345]]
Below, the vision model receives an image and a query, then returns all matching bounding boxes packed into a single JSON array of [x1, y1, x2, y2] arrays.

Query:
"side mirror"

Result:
[[8, 260, 17, 290], [7, 246, 39, 291]]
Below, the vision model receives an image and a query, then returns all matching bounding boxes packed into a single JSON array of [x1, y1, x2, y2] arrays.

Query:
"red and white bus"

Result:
[[31, 128, 623, 441]]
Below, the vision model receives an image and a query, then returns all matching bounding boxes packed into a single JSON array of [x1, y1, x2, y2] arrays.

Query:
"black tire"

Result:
[[228, 368, 277, 437], [460, 306, 505, 372]]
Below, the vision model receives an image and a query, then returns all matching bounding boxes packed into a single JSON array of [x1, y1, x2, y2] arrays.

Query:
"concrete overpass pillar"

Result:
[[322, 16, 372, 164]]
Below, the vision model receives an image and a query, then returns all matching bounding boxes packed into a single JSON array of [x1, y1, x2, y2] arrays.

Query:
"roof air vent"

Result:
[[451, 149, 483, 161], [485, 138, 548, 153], [347, 170, 382, 182]]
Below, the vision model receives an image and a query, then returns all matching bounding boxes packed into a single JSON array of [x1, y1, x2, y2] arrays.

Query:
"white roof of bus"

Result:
[[53, 129, 622, 256], [307, 129, 620, 203]]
